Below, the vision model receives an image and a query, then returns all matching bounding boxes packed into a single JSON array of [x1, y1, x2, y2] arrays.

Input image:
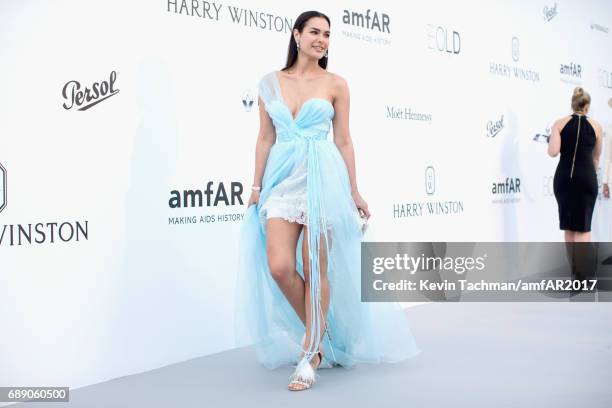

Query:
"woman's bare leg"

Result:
[[300, 225, 330, 358], [266, 218, 306, 324], [564, 231, 575, 273], [564, 230, 591, 283], [288, 225, 330, 391], [574, 231, 591, 242]]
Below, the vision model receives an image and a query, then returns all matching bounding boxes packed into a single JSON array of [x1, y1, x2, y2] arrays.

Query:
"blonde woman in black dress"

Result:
[[548, 87, 603, 242]]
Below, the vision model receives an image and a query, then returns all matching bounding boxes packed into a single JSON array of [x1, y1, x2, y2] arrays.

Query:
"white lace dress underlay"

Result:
[[260, 155, 308, 225]]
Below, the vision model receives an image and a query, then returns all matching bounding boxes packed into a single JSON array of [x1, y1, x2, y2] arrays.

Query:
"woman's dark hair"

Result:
[[282, 11, 331, 71]]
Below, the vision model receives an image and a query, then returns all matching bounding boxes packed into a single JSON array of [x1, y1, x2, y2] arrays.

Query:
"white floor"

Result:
[[11, 302, 612, 408]]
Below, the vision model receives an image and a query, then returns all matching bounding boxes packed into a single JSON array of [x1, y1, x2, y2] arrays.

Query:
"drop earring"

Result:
[[296, 39, 300, 50], [324, 49, 328, 58]]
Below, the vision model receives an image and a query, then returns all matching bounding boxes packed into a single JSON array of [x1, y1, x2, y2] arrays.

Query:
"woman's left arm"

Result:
[[593, 120, 603, 169], [332, 75, 370, 218]]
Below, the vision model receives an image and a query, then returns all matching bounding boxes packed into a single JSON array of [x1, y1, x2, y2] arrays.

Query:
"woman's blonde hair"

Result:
[[571, 87, 591, 112]]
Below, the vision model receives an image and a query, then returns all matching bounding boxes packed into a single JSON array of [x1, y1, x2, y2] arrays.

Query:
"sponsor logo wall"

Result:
[[0, 163, 89, 246], [489, 36, 541, 82], [427, 24, 461, 55], [487, 115, 505, 138], [559, 62, 582, 85], [0, 162, 6, 213], [392, 166, 465, 219], [62, 71, 120, 111], [341, 8, 392, 45], [2, 0, 612, 395], [543, 3, 558, 22]]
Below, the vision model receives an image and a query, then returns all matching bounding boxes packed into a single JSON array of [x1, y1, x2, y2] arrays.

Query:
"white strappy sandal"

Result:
[[288, 350, 323, 391], [288, 325, 339, 391]]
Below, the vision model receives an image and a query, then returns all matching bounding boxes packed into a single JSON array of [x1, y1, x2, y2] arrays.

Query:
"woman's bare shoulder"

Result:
[[554, 115, 573, 131], [587, 117, 603, 134], [324, 71, 349, 100], [325, 71, 347, 85]]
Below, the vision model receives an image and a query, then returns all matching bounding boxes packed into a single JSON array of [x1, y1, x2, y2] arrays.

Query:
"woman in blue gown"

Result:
[[235, 10, 420, 391]]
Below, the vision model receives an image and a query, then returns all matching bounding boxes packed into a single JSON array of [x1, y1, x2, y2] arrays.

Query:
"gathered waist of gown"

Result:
[[275, 123, 331, 142]]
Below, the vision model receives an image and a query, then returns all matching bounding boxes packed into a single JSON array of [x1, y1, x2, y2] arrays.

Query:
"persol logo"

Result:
[[487, 115, 504, 138], [62, 70, 120, 111], [0, 162, 6, 213], [543, 3, 557, 21]]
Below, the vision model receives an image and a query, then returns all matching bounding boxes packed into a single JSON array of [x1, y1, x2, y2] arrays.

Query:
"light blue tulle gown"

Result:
[[235, 71, 420, 369]]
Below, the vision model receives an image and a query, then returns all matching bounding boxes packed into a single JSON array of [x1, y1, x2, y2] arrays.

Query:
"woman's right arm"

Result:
[[248, 97, 276, 207]]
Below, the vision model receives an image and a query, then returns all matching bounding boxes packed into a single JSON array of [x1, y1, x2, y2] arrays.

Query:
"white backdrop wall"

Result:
[[1, 0, 612, 392]]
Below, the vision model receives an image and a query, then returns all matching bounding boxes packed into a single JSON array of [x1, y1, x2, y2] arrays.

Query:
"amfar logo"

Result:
[[168, 181, 246, 225], [533, 127, 551, 143], [62, 71, 119, 111], [342, 9, 390, 33], [560, 62, 582, 78], [427, 25, 460, 54], [0, 162, 6, 213], [560, 62, 582, 85], [169, 182, 244, 208], [487, 115, 504, 138], [512, 37, 520, 62], [543, 3, 557, 21], [341, 9, 391, 46], [492, 177, 521, 204], [425, 166, 435, 195], [492, 178, 521, 194], [242, 90, 255, 112]]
